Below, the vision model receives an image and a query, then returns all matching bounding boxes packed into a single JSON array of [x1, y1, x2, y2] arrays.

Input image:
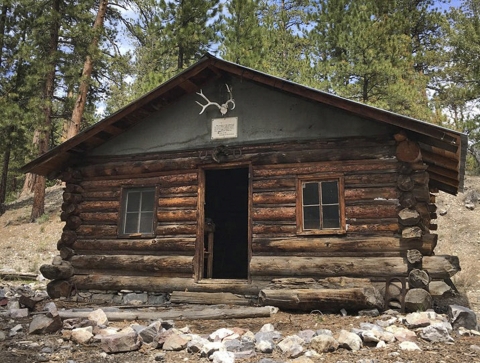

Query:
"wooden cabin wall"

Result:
[[50, 135, 454, 296]]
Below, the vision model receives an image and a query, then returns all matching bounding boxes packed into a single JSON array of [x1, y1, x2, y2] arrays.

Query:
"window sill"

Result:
[[297, 229, 346, 236]]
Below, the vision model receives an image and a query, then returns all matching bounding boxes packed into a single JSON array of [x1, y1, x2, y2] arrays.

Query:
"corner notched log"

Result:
[[259, 287, 384, 312]]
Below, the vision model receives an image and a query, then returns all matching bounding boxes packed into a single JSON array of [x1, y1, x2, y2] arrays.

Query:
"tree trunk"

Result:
[[29, 0, 61, 221], [0, 129, 12, 207], [67, 0, 108, 140]]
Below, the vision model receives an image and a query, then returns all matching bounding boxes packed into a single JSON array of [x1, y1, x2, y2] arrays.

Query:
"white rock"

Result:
[[88, 308, 108, 326], [211, 351, 235, 363], [209, 328, 235, 341], [255, 339, 274, 353], [399, 341, 421, 351], [71, 326, 93, 344], [337, 330, 362, 351], [259, 323, 275, 332]]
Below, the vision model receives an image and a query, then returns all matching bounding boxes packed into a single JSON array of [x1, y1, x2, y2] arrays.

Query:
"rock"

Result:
[[187, 334, 209, 353], [470, 345, 480, 353], [71, 327, 93, 344], [211, 351, 235, 363], [9, 324, 23, 337], [259, 323, 275, 332], [399, 341, 421, 351], [289, 357, 314, 363], [385, 326, 417, 342], [337, 330, 362, 351], [405, 312, 431, 328], [223, 338, 242, 352], [88, 309, 108, 326], [44, 302, 59, 318], [123, 293, 148, 305], [465, 202, 475, 210], [154, 352, 166, 361], [310, 334, 339, 353], [358, 309, 380, 317], [405, 288, 432, 312], [448, 305, 478, 330], [201, 341, 225, 357], [100, 328, 140, 353], [209, 328, 235, 341], [439, 208, 447, 216], [375, 317, 397, 327], [29, 314, 62, 334], [255, 339, 274, 353], [296, 329, 316, 343], [162, 332, 190, 351], [255, 330, 282, 343], [9, 308, 29, 318], [419, 324, 454, 343], [277, 335, 304, 358], [138, 321, 163, 344]]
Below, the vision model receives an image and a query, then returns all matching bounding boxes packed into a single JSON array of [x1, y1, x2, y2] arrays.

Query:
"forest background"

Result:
[[0, 0, 479, 220]]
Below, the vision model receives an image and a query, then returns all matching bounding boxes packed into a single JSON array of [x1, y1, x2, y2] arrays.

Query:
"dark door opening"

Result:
[[204, 167, 249, 279]]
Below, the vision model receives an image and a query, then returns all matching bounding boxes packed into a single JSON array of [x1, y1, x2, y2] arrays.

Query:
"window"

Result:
[[297, 177, 345, 235], [120, 187, 156, 236]]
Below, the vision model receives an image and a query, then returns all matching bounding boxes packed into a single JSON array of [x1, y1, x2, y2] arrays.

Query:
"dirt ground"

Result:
[[1, 177, 480, 362]]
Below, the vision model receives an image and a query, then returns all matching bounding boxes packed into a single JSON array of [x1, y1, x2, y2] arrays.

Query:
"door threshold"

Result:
[[197, 279, 250, 284]]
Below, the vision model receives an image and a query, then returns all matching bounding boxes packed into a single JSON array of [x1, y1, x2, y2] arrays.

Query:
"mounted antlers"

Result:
[[196, 84, 235, 116]]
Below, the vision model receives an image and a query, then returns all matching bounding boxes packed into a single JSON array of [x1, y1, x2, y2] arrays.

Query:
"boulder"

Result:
[[28, 314, 62, 334], [448, 305, 478, 330], [71, 327, 93, 344], [337, 330, 362, 351], [310, 334, 338, 353], [99, 327, 140, 353]]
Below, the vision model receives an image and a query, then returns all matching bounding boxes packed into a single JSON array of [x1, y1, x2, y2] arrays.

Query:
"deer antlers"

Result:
[[196, 84, 235, 116]]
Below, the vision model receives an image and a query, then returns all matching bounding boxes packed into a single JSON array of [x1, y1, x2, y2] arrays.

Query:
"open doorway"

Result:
[[203, 167, 249, 279]]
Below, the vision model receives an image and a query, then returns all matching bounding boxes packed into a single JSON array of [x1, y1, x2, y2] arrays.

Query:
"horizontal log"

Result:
[[159, 196, 197, 208], [259, 287, 383, 312], [253, 191, 296, 205], [344, 187, 399, 201], [58, 306, 274, 321], [158, 185, 198, 196], [252, 236, 434, 256], [344, 172, 398, 187], [70, 275, 268, 295], [78, 200, 119, 213], [254, 160, 398, 178], [82, 190, 120, 200], [252, 207, 296, 221], [80, 157, 198, 178], [73, 238, 196, 253], [252, 178, 296, 191], [252, 223, 296, 236], [170, 292, 255, 306], [76, 225, 117, 238], [157, 210, 197, 222], [80, 172, 197, 189], [70, 255, 194, 274], [156, 224, 197, 235], [250, 255, 459, 279], [346, 222, 399, 233], [80, 212, 118, 224], [346, 204, 398, 219]]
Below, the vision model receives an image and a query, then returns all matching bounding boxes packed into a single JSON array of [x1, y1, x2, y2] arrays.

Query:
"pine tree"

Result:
[[220, 0, 265, 68]]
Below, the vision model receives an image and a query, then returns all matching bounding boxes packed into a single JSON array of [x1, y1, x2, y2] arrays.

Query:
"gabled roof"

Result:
[[21, 53, 467, 195]]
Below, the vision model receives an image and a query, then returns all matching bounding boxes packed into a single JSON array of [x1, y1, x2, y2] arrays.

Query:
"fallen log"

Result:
[[169, 292, 256, 306], [58, 306, 275, 321], [259, 287, 384, 312]]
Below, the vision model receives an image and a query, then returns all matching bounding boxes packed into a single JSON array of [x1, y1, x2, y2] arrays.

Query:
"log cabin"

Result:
[[22, 54, 467, 309]]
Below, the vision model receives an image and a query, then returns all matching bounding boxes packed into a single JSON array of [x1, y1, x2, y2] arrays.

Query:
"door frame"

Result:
[[195, 161, 252, 283]]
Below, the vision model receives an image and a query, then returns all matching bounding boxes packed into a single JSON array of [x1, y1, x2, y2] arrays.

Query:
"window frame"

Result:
[[118, 186, 158, 238], [296, 175, 346, 235]]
